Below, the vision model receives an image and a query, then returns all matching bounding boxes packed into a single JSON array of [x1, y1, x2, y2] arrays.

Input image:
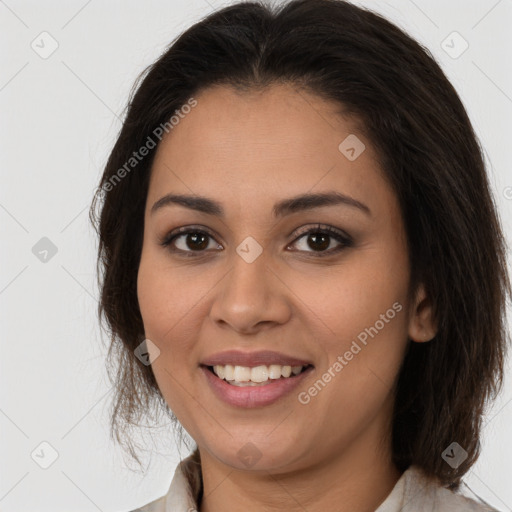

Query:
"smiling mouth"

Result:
[[203, 363, 313, 386]]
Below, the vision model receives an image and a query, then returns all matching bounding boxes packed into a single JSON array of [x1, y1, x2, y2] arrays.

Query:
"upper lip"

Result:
[[201, 350, 313, 368]]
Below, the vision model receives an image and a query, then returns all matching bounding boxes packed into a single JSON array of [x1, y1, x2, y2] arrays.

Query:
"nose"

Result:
[[209, 249, 292, 335]]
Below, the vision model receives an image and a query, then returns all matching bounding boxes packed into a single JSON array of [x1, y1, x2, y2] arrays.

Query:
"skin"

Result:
[[137, 83, 437, 512]]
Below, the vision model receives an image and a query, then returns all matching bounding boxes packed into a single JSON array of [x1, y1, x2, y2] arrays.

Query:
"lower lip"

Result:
[[200, 365, 314, 408]]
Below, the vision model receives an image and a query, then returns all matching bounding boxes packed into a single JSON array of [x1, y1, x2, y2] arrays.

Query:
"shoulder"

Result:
[[397, 466, 500, 512], [126, 449, 202, 512]]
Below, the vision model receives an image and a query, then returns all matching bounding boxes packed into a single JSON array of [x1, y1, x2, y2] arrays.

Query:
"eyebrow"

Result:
[[150, 191, 371, 218]]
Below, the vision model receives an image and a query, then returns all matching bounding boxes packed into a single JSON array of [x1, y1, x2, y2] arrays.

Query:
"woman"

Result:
[[89, 0, 511, 510]]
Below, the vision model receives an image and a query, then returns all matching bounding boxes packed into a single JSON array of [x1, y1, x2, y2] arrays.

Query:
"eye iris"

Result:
[[308, 233, 330, 251], [187, 233, 209, 250]]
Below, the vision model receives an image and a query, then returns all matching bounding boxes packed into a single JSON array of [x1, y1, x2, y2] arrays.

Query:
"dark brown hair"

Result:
[[89, 0, 511, 488]]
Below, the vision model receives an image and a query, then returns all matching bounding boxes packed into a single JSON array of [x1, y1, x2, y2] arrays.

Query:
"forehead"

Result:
[[147, 84, 393, 218]]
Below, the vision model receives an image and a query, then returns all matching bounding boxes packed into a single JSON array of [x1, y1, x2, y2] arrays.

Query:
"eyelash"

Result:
[[160, 224, 353, 258]]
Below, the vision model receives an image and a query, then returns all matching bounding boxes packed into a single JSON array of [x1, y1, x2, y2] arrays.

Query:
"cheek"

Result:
[[137, 247, 198, 334], [291, 252, 409, 399], [137, 251, 190, 357], [136, 254, 199, 413], [136, 249, 217, 380], [293, 255, 407, 340], [297, 287, 407, 431]]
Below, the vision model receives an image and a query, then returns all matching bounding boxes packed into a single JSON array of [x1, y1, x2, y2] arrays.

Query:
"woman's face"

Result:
[[137, 84, 433, 473]]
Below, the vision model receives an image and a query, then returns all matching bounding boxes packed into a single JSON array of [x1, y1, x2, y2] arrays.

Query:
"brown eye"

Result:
[[304, 233, 330, 252], [289, 224, 353, 256], [181, 232, 210, 251], [161, 227, 222, 255]]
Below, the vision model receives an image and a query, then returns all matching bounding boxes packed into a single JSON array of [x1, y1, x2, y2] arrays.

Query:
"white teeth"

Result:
[[215, 365, 226, 380], [268, 364, 282, 379], [251, 365, 269, 383], [281, 365, 292, 378], [212, 364, 307, 384], [224, 364, 234, 381], [234, 365, 252, 382]]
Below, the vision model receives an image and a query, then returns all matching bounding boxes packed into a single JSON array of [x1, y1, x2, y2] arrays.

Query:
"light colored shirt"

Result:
[[128, 449, 499, 512]]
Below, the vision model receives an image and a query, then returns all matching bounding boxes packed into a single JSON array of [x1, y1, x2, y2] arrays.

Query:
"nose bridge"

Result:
[[225, 244, 271, 309], [210, 240, 289, 332]]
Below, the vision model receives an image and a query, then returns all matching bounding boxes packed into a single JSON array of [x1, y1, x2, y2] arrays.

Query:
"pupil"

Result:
[[308, 233, 329, 251], [187, 233, 208, 250]]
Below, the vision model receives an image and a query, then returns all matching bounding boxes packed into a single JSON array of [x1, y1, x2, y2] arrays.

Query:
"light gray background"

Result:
[[1, 0, 511, 511]]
